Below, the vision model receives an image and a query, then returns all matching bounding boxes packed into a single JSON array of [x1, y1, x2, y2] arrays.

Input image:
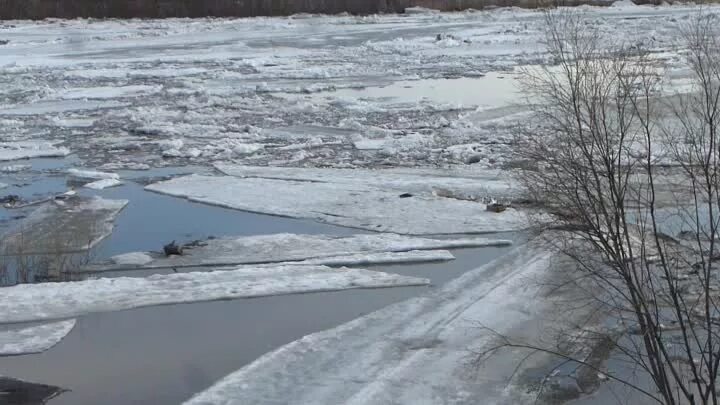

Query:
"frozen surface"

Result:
[[0, 265, 429, 323], [0, 5, 712, 170], [214, 164, 520, 200], [146, 173, 528, 234], [67, 168, 120, 180], [89, 233, 511, 272], [0, 320, 76, 356], [0, 141, 70, 162], [84, 178, 123, 190], [295, 249, 455, 266], [184, 242, 573, 405], [59, 85, 161, 100], [110, 252, 154, 266]]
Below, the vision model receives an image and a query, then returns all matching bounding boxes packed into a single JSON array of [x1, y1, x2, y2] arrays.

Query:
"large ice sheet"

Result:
[[0, 141, 70, 161], [214, 164, 521, 201], [184, 243, 575, 405], [86, 233, 511, 272], [0, 265, 429, 323], [0, 320, 76, 356], [146, 174, 528, 234]]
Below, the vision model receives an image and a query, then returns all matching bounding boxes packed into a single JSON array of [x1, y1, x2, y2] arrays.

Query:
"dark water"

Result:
[[1, 157, 517, 404]]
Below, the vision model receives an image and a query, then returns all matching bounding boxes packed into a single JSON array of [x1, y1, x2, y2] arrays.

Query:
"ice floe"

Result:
[[0, 320, 76, 356], [67, 168, 120, 181], [146, 171, 528, 234], [83, 178, 123, 190], [0, 265, 429, 323], [184, 242, 578, 405], [0, 141, 70, 162], [87, 233, 511, 272]]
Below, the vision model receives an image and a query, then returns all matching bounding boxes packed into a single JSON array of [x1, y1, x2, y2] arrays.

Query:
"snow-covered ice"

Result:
[[0, 141, 70, 162], [67, 168, 120, 181], [83, 178, 123, 190], [0, 320, 76, 356], [59, 85, 161, 100], [88, 233, 511, 272], [109, 252, 154, 266], [146, 173, 528, 234], [214, 164, 520, 201], [0, 265, 429, 323], [294, 249, 455, 266], [184, 242, 582, 405]]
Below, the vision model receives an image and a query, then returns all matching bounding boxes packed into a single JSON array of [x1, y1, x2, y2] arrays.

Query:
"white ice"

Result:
[[83, 178, 123, 190], [0, 164, 31, 173], [59, 85, 161, 100], [0, 320, 76, 356], [102, 233, 511, 270], [0, 5, 712, 169], [146, 171, 527, 234], [67, 168, 120, 180], [0, 265, 429, 323], [0, 141, 70, 162], [184, 243, 563, 405], [295, 249, 455, 266], [110, 252, 154, 266], [215, 164, 521, 201]]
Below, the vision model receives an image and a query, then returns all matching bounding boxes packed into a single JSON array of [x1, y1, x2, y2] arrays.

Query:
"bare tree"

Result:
[[481, 9, 720, 405]]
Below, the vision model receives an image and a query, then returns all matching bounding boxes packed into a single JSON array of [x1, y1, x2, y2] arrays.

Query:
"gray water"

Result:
[[0, 157, 517, 404]]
